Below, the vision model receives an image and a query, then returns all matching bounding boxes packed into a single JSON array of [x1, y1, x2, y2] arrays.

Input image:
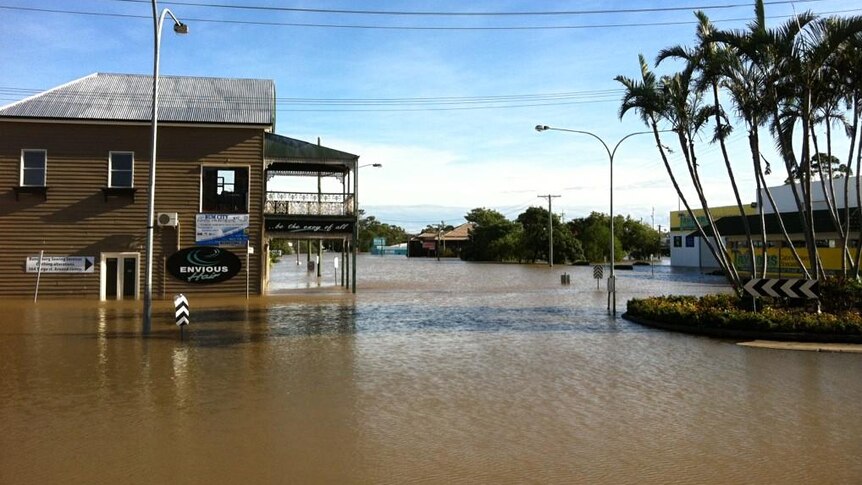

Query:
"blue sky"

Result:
[[2, 0, 860, 232]]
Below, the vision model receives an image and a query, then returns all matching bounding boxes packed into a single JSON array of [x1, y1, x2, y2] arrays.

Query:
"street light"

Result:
[[350, 162, 382, 293], [535, 124, 653, 316], [143, 0, 187, 333]]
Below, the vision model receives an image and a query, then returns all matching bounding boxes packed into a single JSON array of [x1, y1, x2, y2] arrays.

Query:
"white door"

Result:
[[100, 253, 139, 300]]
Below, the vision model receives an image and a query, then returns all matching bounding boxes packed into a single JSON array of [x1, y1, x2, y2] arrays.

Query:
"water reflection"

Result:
[[1, 257, 861, 484]]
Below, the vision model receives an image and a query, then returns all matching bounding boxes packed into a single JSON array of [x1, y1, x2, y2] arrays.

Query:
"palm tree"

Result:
[[712, 0, 819, 278], [839, 32, 862, 277], [657, 11, 758, 278], [615, 56, 741, 287], [772, 11, 862, 278], [660, 67, 741, 285], [710, 11, 810, 278]]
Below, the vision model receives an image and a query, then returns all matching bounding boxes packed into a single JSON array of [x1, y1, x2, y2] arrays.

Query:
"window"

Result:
[[21, 149, 46, 186], [202, 167, 248, 213], [673, 236, 682, 248], [109, 152, 134, 188], [685, 235, 695, 247]]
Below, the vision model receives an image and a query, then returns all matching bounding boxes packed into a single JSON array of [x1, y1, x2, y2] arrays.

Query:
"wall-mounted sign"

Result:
[[166, 246, 241, 284], [265, 219, 354, 234], [26, 256, 95, 273], [196, 213, 249, 246]]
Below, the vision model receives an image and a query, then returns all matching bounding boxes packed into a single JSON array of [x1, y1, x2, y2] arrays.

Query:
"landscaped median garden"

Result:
[[623, 279, 862, 343]]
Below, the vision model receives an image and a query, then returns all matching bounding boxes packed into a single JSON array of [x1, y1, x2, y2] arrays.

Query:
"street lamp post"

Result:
[[143, 0, 187, 333], [350, 163, 382, 293], [535, 125, 653, 316]]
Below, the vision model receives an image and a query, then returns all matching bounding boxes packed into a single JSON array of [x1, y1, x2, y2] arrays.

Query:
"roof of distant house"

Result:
[[0, 73, 275, 126], [444, 222, 475, 241], [413, 222, 476, 241]]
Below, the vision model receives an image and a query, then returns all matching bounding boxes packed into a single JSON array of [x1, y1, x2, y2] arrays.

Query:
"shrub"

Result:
[[819, 277, 862, 312], [627, 295, 862, 335]]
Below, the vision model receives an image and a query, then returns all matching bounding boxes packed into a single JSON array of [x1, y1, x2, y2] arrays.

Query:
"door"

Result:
[[101, 253, 139, 300]]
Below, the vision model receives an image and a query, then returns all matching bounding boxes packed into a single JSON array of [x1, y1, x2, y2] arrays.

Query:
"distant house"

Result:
[[0, 73, 362, 299], [408, 222, 475, 258]]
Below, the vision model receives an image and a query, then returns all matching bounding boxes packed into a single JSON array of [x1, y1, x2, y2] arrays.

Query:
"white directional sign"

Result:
[[743, 278, 819, 300], [26, 256, 95, 273], [174, 294, 190, 326]]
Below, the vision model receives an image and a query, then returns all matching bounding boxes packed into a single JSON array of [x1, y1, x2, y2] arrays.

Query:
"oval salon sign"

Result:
[[167, 246, 241, 284]]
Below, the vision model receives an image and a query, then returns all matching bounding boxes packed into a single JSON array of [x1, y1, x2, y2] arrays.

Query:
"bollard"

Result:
[[174, 293, 190, 340]]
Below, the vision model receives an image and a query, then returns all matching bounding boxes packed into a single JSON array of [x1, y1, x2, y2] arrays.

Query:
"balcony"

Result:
[[264, 191, 355, 216]]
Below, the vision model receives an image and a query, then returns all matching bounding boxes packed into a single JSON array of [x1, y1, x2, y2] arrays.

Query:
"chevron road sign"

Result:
[[593, 265, 604, 289], [174, 294, 190, 326], [593, 265, 604, 280], [743, 278, 819, 300]]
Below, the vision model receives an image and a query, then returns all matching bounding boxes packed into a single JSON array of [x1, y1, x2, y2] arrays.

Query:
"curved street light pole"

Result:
[[144, 0, 187, 333], [535, 125, 653, 316], [350, 163, 382, 293]]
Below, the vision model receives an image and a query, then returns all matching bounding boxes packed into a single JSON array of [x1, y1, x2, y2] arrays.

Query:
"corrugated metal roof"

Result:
[[413, 223, 475, 241], [0, 73, 274, 125], [265, 132, 358, 162]]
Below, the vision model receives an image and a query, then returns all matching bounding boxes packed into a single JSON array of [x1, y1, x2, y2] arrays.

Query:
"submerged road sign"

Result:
[[174, 294, 190, 326], [743, 278, 819, 299], [593, 265, 604, 289]]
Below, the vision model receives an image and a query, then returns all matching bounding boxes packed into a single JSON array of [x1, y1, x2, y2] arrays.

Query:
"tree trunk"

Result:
[[714, 82, 757, 278]]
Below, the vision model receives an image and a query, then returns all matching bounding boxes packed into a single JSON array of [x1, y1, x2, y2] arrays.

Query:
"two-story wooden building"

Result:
[[0, 73, 360, 300]]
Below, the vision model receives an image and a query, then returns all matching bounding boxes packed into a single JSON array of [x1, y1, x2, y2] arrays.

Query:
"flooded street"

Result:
[[2, 255, 861, 484]]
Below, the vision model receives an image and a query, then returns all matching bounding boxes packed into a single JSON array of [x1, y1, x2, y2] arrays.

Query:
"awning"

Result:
[[264, 132, 358, 177]]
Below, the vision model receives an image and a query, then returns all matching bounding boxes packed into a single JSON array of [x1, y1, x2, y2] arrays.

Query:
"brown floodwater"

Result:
[[2, 255, 861, 484]]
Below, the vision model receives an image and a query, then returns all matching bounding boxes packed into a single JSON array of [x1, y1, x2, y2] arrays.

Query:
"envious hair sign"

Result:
[[167, 246, 242, 284]]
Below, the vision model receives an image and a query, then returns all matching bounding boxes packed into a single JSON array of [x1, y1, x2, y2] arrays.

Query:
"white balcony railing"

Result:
[[264, 192, 355, 216]]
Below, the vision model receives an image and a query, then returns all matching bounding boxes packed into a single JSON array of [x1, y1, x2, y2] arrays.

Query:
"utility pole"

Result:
[[651, 207, 655, 262], [436, 221, 444, 262], [651, 207, 656, 276], [538, 194, 561, 267]]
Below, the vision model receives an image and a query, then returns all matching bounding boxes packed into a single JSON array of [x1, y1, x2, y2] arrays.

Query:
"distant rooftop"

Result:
[[0, 73, 274, 126]]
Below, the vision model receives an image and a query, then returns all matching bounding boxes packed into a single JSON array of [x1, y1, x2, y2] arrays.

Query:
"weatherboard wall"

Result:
[[0, 121, 264, 298]]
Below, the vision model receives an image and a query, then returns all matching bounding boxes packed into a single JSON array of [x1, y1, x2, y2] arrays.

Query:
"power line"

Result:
[[99, 0, 827, 17], [1, 4, 859, 32]]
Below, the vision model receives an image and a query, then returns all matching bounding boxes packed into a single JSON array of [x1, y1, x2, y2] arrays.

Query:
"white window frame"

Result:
[[20, 149, 47, 187], [108, 151, 135, 188]]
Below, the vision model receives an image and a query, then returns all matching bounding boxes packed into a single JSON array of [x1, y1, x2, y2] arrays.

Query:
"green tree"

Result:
[[568, 212, 622, 262], [462, 208, 519, 262], [619, 216, 661, 260], [357, 210, 409, 252], [516, 206, 583, 264]]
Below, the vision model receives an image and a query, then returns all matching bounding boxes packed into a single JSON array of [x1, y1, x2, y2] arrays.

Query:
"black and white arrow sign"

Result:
[[593, 265, 604, 280], [174, 293, 190, 326], [743, 278, 819, 300]]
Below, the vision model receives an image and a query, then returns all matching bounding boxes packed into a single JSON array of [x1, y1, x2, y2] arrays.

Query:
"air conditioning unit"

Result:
[[157, 212, 179, 227]]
